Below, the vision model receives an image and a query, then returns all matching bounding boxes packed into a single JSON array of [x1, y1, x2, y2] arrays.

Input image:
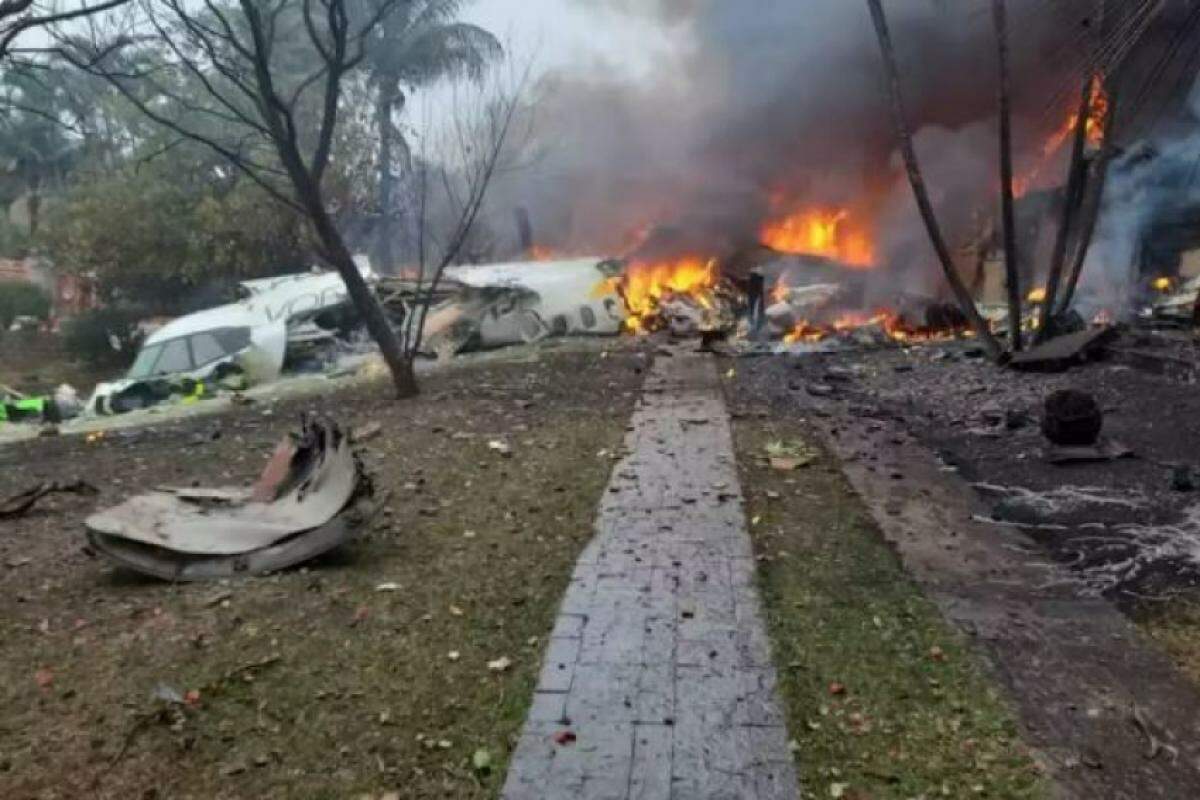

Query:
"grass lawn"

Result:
[[0, 349, 644, 800], [731, 416, 1050, 800]]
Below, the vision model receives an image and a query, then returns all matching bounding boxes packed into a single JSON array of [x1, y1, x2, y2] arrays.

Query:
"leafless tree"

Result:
[[866, 0, 1004, 360], [993, 0, 1023, 352], [1035, 77, 1094, 341], [0, 0, 131, 61], [49, 0, 456, 397], [399, 60, 532, 361]]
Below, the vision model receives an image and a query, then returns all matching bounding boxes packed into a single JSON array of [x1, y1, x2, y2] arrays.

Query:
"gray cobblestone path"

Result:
[[501, 352, 799, 800]]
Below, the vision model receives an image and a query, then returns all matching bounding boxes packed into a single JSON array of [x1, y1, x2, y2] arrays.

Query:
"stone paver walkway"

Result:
[[502, 353, 799, 800]]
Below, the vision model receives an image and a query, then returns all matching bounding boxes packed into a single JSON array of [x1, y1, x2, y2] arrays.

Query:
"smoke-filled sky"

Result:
[[460, 3, 1076, 254], [442, 0, 1190, 308], [461, 0, 686, 80]]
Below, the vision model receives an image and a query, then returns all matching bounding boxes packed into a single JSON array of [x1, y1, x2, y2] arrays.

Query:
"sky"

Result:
[[457, 0, 682, 83]]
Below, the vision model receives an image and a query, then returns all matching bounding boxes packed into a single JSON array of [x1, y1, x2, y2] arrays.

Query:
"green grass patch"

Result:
[[734, 420, 1049, 800]]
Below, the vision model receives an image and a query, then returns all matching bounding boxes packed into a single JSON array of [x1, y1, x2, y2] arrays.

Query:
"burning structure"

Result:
[[475, 1, 1200, 345]]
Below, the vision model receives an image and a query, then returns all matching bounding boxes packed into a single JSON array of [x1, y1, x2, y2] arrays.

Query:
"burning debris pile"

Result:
[[597, 239, 978, 350]]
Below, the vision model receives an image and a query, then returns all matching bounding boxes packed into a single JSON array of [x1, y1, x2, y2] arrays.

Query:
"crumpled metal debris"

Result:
[[0, 480, 98, 519], [85, 416, 370, 581]]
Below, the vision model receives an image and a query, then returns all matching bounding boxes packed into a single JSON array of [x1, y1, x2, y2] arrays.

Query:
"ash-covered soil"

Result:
[[734, 335, 1200, 601]]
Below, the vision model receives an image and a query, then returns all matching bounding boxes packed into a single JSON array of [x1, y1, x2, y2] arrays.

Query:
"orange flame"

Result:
[[760, 207, 876, 268], [528, 245, 558, 261], [614, 256, 719, 333], [783, 309, 970, 346], [1015, 74, 1109, 197]]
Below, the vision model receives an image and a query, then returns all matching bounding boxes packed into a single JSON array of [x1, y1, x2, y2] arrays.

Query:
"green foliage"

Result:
[[0, 282, 50, 329], [40, 160, 315, 312], [61, 306, 145, 369], [0, 218, 30, 258]]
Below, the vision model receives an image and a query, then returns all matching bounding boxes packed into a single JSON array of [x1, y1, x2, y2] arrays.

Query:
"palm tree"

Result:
[[361, 0, 501, 273], [0, 63, 83, 237]]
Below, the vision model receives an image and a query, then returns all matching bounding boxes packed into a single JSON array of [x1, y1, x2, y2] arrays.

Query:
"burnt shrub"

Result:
[[61, 307, 145, 369], [0, 282, 51, 330]]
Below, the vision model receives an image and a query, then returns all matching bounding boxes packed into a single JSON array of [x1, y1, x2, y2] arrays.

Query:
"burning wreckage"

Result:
[[72, 245, 972, 425], [79, 257, 628, 419]]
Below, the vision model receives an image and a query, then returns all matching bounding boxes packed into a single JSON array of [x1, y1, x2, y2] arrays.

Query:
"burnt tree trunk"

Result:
[[26, 170, 40, 237], [313, 197, 418, 398], [994, 0, 1023, 352], [374, 76, 404, 276], [242, 15, 417, 400], [1059, 83, 1120, 315], [1037, 78, 1093, 341], [866, 0, 1003, 360]]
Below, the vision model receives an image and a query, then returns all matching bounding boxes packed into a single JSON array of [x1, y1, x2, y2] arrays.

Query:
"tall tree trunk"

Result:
[[1058, 83, 1120, 316], [994, 0, 1023, 352], [27, 171, 40, 237], [1036, 79, 1093, 341], [279, 122, 419, 398], [314, 198, 419, 398], [374, 76, 401, 275], [866, 0, 1003, 360]]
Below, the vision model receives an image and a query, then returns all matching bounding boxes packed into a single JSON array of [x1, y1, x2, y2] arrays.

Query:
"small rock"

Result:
[[1042, 389, 1102, 446], [1172, 466, 1196, 493]]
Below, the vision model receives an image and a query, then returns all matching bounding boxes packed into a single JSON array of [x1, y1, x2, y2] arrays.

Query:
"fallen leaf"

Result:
[[829, 682, 846, 696], [487, 656, 513, 673], [448, 651, 461, 662], [352, 421, 383, 443], [449, 605, 464, 617], [152, 684, 184, 704], [34, 668, 53, 689]]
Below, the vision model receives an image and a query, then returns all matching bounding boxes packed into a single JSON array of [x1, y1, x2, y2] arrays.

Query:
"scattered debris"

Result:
[[1010, 326, 1117, 372], [1045, 438, 1134, 465], [553, 730, 577, 746], [766, 439, 818, 471], [1131, 703, 1180, 762], [0, 480, 98, 519], [352, 421, 383, 443], [1042, 389, 1103, 446], [472, 747, 493, 774], [1172, 466, 1197, 493], [487, 656, 513, 673], [85, 416, 369, 581]]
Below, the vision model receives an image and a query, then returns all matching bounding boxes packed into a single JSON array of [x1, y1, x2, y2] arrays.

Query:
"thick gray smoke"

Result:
[[1080, 85, 1200, 317], [488, 0, 1103, 297]]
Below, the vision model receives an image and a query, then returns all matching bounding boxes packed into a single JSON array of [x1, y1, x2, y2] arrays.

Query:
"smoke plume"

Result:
[[488, 0, 1166, 300]]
